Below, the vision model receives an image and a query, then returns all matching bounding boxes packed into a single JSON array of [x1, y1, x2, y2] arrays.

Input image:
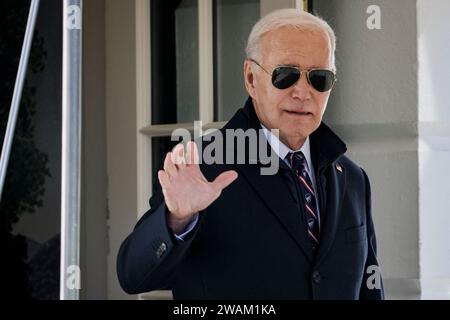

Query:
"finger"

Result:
[[186, 141, 200, 166], [164, 152, 178, 179], [211, 170, 238, 192], [172, 144, 186, 168], [158, 170, 171, 190]]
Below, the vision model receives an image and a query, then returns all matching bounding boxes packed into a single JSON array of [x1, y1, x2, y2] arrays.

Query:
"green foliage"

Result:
[[0, 0, 50, 234]]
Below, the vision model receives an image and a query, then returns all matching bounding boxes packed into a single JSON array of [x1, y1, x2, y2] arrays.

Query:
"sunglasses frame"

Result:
[[249, 59, 337, 92]]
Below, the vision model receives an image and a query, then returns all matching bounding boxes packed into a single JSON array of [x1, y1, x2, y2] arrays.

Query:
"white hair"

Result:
[[246, 9, 336, 71]]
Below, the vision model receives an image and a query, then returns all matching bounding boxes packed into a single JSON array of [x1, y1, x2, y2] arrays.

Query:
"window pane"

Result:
[[213, 0, 260, 122], [151, 0, 199, 125]]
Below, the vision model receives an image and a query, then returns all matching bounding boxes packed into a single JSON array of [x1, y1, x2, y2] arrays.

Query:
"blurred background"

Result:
[[1, 0, 449, 300]]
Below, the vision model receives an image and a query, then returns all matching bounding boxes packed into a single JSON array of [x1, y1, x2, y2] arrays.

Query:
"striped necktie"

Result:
[[287, 151, 320, 246]]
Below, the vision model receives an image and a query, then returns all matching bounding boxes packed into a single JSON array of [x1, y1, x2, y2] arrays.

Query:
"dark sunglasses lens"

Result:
[[308, 70, 335, 92], [272, 67, 300, 89]]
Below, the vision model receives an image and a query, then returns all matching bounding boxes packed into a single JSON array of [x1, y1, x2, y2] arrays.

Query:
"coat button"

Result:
[[312, 271, 322, 284]]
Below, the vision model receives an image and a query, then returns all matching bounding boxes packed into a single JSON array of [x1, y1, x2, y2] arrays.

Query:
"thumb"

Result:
[[211, 170, 238, 192]]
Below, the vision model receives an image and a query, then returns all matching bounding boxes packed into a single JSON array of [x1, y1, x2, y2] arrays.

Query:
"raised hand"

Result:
[[158, 141, 238, 234]]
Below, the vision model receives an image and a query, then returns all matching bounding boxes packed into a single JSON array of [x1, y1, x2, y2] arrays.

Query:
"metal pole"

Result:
[[0, 0, 41, 203], [61, 0, 82, 300]]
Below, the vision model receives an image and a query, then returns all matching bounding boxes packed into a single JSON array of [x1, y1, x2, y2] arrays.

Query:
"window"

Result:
[[143, 0, 261, 189]]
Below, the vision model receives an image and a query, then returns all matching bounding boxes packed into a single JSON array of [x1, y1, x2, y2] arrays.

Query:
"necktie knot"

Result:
[[287, 151, 307, 172]]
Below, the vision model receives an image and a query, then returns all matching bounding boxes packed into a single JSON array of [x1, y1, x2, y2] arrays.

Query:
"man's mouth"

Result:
[[284, 110, 313, 116]]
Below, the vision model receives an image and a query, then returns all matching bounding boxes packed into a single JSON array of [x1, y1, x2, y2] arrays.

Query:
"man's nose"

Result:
[[290, 72, 312, 100]]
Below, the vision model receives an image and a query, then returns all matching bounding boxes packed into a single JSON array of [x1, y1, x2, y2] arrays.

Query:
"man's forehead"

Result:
[[261, 27, 331, 67], [272, 52, 329, 69]]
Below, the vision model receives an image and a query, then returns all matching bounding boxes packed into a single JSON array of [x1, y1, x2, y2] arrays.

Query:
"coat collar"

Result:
[[225, 97, 347, 170], [223, 97, 348, 263]]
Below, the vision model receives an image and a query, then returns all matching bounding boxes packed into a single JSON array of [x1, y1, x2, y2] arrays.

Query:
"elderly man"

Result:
[[117, 9, 384, 300]]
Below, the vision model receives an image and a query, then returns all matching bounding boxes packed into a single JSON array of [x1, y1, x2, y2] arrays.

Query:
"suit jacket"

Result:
[[117, 98, 384, 300]]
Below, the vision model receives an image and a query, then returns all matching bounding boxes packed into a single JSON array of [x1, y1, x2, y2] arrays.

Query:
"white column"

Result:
[[418, 0, 450, 300], [61, 0, 83, 300]]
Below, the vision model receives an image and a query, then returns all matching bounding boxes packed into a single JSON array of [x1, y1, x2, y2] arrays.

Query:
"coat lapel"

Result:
[[309, 124, 348, 265], [235, 160, 315, 262], [315, 164, 346, 265]]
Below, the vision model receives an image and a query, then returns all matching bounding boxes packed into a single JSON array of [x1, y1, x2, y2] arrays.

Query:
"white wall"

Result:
[[80, 0, 108, 299], [417, 0, 450, 299], [105, 0, 138, 300]]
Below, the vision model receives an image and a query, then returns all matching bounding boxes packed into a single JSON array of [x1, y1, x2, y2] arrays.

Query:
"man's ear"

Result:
[[244, 60, 256, 98]]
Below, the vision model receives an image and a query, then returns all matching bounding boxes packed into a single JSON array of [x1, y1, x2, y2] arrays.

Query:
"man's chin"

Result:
[[288, 126, 316, 139], [277, 130, 310, 148]]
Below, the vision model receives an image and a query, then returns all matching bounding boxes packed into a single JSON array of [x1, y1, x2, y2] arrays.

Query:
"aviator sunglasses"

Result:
[[249, 59, 337, 92]]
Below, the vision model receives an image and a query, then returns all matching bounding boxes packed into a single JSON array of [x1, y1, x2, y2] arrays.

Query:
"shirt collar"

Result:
[[260, 123, 313, 172]]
